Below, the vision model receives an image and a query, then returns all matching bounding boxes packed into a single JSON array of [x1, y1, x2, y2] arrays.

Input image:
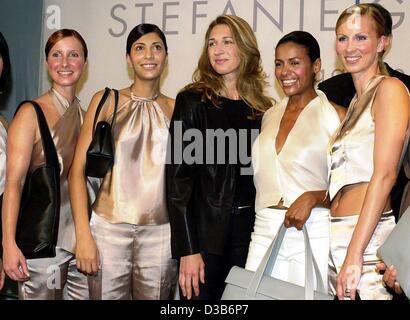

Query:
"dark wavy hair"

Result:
[[0, 31, 11, 94], [126, 23, 168, 55]]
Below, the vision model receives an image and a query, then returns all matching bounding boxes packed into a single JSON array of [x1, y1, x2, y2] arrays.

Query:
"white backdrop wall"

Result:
[[40, 0, 410, 107]]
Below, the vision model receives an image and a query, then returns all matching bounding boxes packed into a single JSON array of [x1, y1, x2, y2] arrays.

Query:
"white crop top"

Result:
[[253, 90, 341, 212], [328, 76, 383, 200]]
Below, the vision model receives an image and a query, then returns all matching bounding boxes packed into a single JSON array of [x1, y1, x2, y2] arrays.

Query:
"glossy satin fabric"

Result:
[[20, 89, 89, 300], [0, 122, 6, 194], [253, 90, 340, 212], [19, 247, 89, 300], [93, 94, 170, 225], [328, 76, 384, 200], [328, 212, 395, 300], [88, 212, 177, 300], [246, 207, 330, 291], [30, 88, 84, 253]]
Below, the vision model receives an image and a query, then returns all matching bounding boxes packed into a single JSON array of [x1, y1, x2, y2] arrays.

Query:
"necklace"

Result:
[[129, 86, 159, 101]]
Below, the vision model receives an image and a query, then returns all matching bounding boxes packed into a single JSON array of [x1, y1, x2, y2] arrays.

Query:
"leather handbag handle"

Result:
[[14, 101, 59, 170], [92, 87, 119, 132], [110, 89, 119, 127], [92, 87, 111, 132], [246, 224, 325, 299]]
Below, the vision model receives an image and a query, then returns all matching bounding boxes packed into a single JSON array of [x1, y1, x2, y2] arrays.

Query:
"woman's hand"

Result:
[[75, 234, 100, 275], [336, 252, 363, 300], [2, 243, 30, 282], [284, 192, 317, 230], [377, 262, 403, 295], [179, 253, 205, 300]]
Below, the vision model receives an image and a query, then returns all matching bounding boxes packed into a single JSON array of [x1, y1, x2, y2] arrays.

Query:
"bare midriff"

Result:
[[268, 198, 289, 210], [330, 182, 391, 217]]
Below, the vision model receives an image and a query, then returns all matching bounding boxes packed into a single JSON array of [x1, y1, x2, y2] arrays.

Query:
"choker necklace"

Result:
[[129, 86, 159, 101]]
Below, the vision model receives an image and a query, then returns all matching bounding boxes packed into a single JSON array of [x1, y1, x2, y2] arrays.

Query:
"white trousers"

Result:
[[245, 207, 330, 291], [19, 247, 89, 300]]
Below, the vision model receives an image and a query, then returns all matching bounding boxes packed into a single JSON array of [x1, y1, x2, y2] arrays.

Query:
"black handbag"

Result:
[[0, 100, 61, 259], [85, 87, 119, 178]]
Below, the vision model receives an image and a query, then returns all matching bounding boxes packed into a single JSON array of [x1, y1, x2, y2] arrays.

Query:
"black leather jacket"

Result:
[[166, 90, 261, 258]]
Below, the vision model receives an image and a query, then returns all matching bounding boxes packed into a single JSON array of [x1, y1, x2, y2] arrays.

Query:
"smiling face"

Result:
[[46, 36, 86, 89], [274, 42, 320, 98], [126, 32, 167, 82], [336, 14, 386, 77], [207, 24, 241, 82]]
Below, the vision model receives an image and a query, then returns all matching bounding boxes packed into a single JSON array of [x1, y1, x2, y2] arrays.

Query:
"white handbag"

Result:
[[221, 224, 332, 300], [378, 206, 410, 298]]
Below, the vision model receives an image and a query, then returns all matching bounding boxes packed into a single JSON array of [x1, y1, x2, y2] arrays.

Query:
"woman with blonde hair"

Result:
[[166, 14, 273, 300], [328, 3, 410, 300]]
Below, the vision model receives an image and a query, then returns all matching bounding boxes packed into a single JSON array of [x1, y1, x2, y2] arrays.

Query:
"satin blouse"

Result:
[[328, 75, 409, 200], [92, 94, 170, 226], [30, 88, 85, 253], [253, 90, 340, 212]]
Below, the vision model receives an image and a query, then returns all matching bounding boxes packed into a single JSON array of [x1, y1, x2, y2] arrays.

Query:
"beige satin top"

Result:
[[252, 90, 340, 212], [30, 88, 85, 253], [329, 75, 409, 200], [92, 93, 170, 225]]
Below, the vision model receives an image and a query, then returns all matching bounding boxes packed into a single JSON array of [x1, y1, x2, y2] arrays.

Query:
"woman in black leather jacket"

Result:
[[166, 14, 273, 300]]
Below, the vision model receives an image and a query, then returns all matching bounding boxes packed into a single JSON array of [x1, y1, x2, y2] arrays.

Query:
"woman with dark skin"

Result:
[[246, 31, 345, 291]]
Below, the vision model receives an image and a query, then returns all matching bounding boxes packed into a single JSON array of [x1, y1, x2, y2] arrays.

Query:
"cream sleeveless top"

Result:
[[253, 90, 340, 212], [328, 75, 410, 200], [92, 93, 170, 225]]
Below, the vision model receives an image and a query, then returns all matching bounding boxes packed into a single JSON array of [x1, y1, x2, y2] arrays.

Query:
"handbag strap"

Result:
[[111, 89, 119, 127], [92, 87, 110, 132], [92, 87, 119, 132], [246, 224, 325, 299], [14, 100, 59, 169]]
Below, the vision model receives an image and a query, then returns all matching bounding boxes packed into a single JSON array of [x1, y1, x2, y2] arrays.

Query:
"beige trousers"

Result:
[[328, 211, 396, 300], [88, 213, 177, 300], [19, 247, 89, 300]]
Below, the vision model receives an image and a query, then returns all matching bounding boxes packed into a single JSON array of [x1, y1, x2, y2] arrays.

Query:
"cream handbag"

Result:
[[221, 224, 332, 300]]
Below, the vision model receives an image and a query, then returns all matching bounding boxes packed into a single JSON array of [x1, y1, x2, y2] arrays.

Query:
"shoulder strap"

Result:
[[14, 101, 59, 169], [92, 87, 111, 131], [110, 89, 119, 127]]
